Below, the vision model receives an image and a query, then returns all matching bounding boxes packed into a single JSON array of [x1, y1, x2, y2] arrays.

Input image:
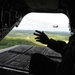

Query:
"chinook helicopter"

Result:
[[0, 0, 75, 75]]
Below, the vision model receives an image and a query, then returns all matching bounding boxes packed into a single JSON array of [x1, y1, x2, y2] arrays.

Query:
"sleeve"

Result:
[[47, 39, 67, 53]]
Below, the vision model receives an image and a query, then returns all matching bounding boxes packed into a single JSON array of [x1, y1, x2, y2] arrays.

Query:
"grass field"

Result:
[[0, 30, 70, 49]]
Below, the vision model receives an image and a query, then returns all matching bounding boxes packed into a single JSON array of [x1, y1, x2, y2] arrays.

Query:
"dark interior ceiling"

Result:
[[0, 0, 68, 41], [25, 0, 66, 13]]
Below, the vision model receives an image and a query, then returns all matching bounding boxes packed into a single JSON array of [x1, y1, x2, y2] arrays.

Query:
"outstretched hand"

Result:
[[33, 30, 49, 44]]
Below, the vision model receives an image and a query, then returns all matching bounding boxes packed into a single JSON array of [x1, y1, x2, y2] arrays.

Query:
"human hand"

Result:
[[33, 30, 49, 44]]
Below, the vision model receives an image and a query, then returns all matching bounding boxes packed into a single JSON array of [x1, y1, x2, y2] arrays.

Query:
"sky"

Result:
[[13, 12, 70, 32]]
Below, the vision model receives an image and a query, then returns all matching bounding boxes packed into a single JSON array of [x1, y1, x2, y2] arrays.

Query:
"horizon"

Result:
[[12, 29, 70, 33]]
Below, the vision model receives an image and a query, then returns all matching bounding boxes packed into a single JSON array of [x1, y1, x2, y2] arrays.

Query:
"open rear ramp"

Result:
[[0, 45, 61, 75]]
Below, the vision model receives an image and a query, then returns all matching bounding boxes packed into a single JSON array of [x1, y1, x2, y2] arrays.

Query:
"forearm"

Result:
[[47, 39, 67, 54]]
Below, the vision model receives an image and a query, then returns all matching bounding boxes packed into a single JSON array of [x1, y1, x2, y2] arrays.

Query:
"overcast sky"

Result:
[[13, 12, 69, 32]]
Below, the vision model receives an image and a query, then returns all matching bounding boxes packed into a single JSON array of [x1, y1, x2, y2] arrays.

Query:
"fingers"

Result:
[[33, 30, 41, 41], [41, 31, 45, 35], [36, 39, 40, 42], [35, 37, 40, 39], [33, 33, 40, 36], [33, 30, 43, 36], [36, 30, 45, 35], [35, 30, 42, 34]]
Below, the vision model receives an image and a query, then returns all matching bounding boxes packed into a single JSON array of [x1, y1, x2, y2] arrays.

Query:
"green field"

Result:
[[0, 30, 70, 49]]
